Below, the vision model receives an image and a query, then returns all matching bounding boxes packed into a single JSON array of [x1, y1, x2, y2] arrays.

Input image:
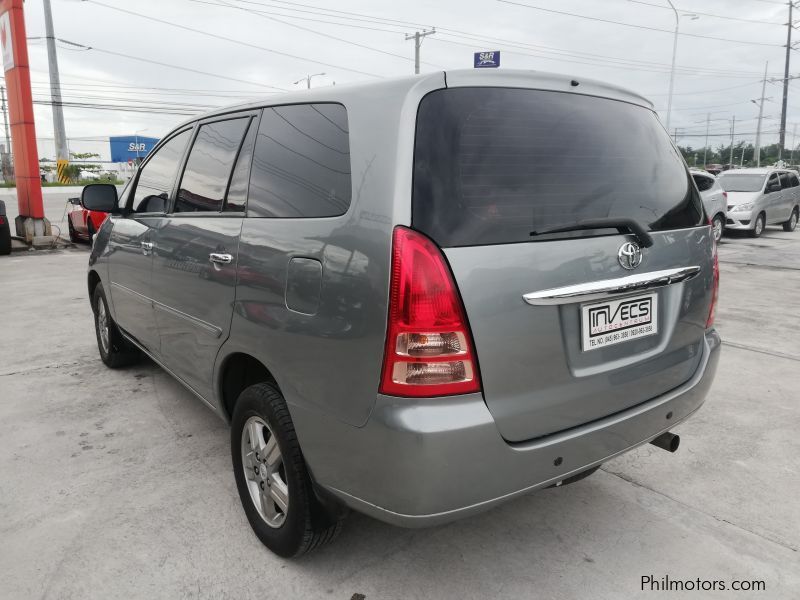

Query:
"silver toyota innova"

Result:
[[82, 70, 721, 557]]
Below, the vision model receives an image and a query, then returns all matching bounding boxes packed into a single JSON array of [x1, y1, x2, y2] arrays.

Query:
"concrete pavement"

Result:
[[0, 227, 798, 599]]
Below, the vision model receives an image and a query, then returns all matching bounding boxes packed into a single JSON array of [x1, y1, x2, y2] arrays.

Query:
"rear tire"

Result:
[[68, 218, 79, 243], [87, 221, 96, 244], [711, 214, 724, 243], [231, 383, 344, 557], [92, 283, 140, 368], [783, 207, 798, 232], [748, 213, 765, 238]]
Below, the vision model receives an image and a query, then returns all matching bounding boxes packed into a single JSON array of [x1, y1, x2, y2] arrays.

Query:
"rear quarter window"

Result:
[[412, 88, 703, 247], [247, 103, 351, 218]]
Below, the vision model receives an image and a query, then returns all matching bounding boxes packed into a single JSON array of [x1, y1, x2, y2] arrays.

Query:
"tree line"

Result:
[[677, 142, 800, 169]]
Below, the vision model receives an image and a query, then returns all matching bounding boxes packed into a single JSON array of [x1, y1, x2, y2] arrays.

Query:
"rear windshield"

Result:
[[412, 88, 704, 247], [717, 173, 766, 193]]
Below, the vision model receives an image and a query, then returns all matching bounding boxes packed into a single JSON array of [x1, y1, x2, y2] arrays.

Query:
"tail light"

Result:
[[0, 216, 4, 225], [706, 217, 719, 328], [379, 226, 481, 397]]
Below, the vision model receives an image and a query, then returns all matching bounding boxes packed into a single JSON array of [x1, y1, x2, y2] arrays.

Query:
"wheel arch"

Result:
[[218, 352, 280, 422], [87, 270, 101, 306]]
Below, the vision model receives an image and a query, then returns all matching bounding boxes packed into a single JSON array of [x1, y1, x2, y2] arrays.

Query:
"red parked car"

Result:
[[67, 196, 109, 243]]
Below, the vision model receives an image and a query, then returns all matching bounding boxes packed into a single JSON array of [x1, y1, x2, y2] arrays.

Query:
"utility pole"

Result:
[[43, 0, 69, 179], [754, 62, 769, 167], [703, 113, 710, 167], [779, 1, 794, 158], [740, 145, 746, 167], [404, 28, 435, 75], [729, 115, 736, 167]]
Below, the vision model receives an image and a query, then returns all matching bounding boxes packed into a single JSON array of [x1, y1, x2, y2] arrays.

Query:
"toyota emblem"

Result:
[[618, 242, 643, 270]]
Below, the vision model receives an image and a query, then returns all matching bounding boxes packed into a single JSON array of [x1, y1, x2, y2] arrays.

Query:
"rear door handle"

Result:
[[209, 253, 233, 265], [141, 241, 154, 255]]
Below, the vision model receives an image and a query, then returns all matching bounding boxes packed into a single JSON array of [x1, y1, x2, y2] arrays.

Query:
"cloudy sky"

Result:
[[12, 0, 799, 162]]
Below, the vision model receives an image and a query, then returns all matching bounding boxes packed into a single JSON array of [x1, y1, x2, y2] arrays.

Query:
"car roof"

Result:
[[721, 167, 793, 175], [168, 69, 655, 132]]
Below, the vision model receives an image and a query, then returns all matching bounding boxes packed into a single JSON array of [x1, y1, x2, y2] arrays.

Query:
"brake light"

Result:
[[379, 226, 481, 397], [0, 216, 4, 225], [706, 218, 719, 328]]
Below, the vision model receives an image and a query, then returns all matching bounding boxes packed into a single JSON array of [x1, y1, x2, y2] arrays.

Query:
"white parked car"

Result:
[[690, 169, 727, 242], [717, 168, 800, 237]]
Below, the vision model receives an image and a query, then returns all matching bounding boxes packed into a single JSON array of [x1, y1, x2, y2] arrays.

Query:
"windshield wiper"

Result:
[[529, 217, 654, 248]]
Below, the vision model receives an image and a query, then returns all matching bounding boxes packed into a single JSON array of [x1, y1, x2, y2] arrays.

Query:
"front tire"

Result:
[[92, 283, 140, 368], [749, 213, 765, 238], [231, 383, 344, 557], [783, 207, 798, 232]]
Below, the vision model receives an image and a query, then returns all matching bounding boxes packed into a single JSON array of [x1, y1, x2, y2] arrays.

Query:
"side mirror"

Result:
[[766, 182, 781, 193], [67, 197, 81, 206], [81, 184, 119, 213]]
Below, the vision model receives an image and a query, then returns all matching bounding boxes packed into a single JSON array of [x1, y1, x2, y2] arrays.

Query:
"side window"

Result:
[[248, 103, 351, 218], [175, 118, 251, 213], [767, 173, 779, 190], [131, 129, 191, 213], [791, 174, 799, 187], [779, 172, 790, 189], [224, 118, 258, 213], [693, 175, 713, 192]]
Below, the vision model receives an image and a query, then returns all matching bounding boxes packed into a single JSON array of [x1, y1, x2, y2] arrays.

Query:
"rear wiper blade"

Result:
[[529, 217, 654, 248]]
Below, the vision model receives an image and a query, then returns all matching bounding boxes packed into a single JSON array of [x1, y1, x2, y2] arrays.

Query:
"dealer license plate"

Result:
[[581, 293, 658, 351]]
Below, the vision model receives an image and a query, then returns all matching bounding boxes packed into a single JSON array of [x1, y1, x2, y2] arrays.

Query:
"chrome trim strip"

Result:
[[110, 281, 152, 305], [522, 266, 701, 306], [153, 302, 223, 338], [110, 281, 222, 338]]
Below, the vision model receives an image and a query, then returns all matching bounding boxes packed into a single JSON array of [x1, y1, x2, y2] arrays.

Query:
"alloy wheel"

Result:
[[96, 298, 110, 355], [241, 416, 289, 528]]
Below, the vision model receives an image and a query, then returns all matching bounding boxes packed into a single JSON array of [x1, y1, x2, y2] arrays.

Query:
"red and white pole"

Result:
[[0, 0, 49, 241]]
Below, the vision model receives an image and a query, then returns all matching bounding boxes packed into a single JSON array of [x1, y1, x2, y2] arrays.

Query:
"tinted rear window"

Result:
[[412, 88, 703, 247]]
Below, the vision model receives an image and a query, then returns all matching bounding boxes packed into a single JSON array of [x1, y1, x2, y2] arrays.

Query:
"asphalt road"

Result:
[[1, 226, 798, 599]]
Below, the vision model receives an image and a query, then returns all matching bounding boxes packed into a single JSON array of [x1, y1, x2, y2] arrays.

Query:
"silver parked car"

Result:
[[690, 168, 727, 242], [81, 70, 721, 557], [717, 168, 800, 237]]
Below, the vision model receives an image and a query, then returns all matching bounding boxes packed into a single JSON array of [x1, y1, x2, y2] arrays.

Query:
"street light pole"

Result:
[[729, 115, 736, 167], [753, 62, 769, 168], [703, 112, 710, 167], [665, 0, 679, 132], [293, 73, 326, 89]]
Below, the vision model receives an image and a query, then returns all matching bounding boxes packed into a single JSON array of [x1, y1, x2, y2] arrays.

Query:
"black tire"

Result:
[[748, 213, 765, 238], [68, 218, 80, 243], [87, 221, 96, 244], [92, 283, 140, 368], [231, 383, 344, 557], [711, 213, 724, 243], [783, 207, 798, 232]]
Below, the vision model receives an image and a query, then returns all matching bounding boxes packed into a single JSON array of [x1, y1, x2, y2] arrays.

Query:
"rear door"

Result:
[[149, 113, 255, 401], [412, 86, 712, 442], [107, 128, 193, 353]]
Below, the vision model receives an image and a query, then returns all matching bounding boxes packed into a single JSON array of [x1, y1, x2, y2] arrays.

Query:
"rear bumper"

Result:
[[300, 330, 721, 528]]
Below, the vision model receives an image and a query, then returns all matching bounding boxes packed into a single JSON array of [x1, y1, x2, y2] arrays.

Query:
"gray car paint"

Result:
[[88, 69, 720, 526]]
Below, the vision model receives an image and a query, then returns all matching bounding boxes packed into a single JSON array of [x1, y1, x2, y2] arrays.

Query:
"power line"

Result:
[[85, 0, 383, 78], [626, 0, 784, 26], [201, 0, 441, 67], [497, 0, 786, 47]]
